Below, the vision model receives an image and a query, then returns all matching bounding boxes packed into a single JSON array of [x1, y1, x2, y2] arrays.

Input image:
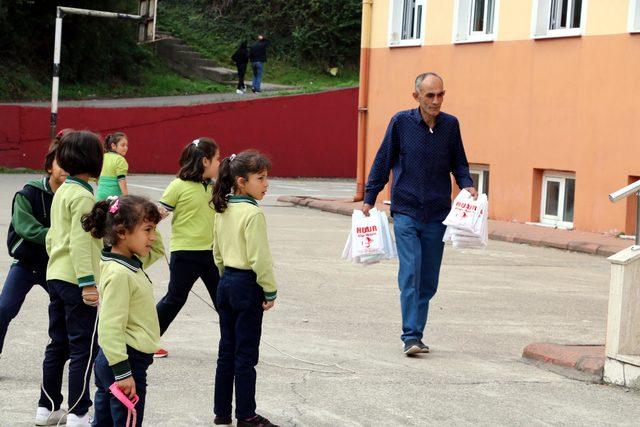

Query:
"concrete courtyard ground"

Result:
[[0, 174, 638, 426]]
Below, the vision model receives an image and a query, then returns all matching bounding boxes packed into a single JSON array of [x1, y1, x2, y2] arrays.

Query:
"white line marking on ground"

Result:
[[129, 184, 165, 192]]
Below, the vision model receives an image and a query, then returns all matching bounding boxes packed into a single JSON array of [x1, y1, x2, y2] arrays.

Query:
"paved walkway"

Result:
[[2, 176, 639, 425], [0, 83, 310, 108], [277, 194, 635, 385], [277, 196, 632, 257]]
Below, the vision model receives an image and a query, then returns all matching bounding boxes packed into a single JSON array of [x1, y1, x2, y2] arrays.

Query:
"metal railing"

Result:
[[609, 179, 640, 249]]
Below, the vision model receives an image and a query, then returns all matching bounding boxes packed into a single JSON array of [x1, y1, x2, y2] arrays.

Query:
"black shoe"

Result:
[[214, 415, 233, 425], [237, 414, 278, 426], [417, 340, 430, 353], [251, 87, 257, 93], [403, 340, 421, 356]]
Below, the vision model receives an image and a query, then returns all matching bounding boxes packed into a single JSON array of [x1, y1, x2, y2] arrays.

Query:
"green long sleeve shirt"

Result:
[[46, 177, 102, 287], [98, 234, 165, 379], [213, 196, 277, 300], [12, 178, 52, 245]]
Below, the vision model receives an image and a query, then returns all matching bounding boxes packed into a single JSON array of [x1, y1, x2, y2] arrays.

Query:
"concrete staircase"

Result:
[[153, 30, 237, 83]]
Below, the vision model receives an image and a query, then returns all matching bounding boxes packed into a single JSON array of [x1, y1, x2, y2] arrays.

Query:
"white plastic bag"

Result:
[[443, 189, 486, 235], [342, 208, 397, 264], [443, 191, 489, 249], [350, 209, 385, 258]]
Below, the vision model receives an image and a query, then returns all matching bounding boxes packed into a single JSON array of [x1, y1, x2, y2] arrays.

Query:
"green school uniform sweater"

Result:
[[97, 234, 165, 379], [96, 152, 128, 201], [12, 177, 52, 245], [213, 196, 277, 301], [46, 177, 102, 287], [159, 178, 215, 251]]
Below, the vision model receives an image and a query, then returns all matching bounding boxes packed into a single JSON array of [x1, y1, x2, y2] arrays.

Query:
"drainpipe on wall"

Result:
[[354, 0, 374, 202]]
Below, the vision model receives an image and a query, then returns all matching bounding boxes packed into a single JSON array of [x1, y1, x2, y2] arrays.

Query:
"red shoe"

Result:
[[153, 348, 169, 358]]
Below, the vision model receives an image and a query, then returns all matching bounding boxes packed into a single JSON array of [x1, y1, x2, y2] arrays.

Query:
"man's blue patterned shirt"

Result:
[[365, 108, 474, 223]]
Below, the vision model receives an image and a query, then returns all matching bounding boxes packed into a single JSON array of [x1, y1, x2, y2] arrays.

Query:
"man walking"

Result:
[[363, 72, 477, 356], [249, 34, 270, 93]]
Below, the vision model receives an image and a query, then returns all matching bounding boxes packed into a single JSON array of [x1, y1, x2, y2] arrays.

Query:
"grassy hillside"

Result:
[[158, 0, 360, 91], [0, 0, 360, 101], [0, 52, 228, 102]]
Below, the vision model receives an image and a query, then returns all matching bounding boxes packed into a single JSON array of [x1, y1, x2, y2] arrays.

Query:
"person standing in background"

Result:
[[231, 40, 249, 95], [249, 35, 270, 93]]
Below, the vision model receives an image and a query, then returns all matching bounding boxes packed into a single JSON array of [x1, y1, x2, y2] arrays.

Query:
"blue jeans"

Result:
[[92, 347, 153, 427], [251, 62, 264, 92], [0, 262, 48, 354], [214, 268, 264, 420], [393, 214, 446, 343], [39, 280, 98, 415]]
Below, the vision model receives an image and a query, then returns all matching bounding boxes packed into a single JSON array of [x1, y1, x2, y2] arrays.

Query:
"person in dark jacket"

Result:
[[231, 40, 249, 94], [249, 35, 271, 93], [0, 139, 67, 360]]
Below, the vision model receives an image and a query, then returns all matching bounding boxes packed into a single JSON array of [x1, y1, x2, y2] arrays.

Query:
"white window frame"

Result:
[[540, 172, 575, 229], [469, 165, 490, 196], [389, 0, 427, 47], [453, 0, 500, 44], [531, 0, 588, 39], [629, 0, 640, 33]]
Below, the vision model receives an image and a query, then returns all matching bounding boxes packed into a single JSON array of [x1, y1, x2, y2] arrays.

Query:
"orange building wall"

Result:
[[363, 33, 640, 233]]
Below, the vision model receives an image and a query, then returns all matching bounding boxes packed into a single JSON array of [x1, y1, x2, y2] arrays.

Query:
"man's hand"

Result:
[[116, 376, 136, 399], [263, 300, 275, 311], [362, 203, 374, 217], [463, 187, 478, 199], [81, 285, 99, 307]]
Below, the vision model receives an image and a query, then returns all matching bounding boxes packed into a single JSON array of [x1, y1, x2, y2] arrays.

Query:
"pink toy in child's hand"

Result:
[[109, 382, 139, 427], [109, 382, 139, 409]]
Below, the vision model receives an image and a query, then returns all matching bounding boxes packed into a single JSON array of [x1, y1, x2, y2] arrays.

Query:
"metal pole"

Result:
[[58, 7, 142, 22], [50, 7, 63, 140], [635, 190, 640, 249], [48, 7, 145, 140]]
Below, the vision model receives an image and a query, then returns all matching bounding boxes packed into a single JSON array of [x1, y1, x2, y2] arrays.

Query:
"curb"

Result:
[[522, 342, 604, 383], [277, 196, 628, 258]]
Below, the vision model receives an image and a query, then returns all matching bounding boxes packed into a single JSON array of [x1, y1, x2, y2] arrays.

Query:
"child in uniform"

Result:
[[0, 140, 66, 362], [154, 138, 220, 357], [81, 195, 164, 427], [96, 132, 129, 201], [211, 150, 278, 427], [37, 130, 104, 427]]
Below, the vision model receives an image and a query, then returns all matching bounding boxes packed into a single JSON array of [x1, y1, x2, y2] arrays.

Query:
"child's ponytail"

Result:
[[178, 137, 218, 182], [103, 132, 127, 153], [211, 150, 272, 213], [81, 200, 111, 239], [82, 195, 161, 246], [212, 156, 234, 213]]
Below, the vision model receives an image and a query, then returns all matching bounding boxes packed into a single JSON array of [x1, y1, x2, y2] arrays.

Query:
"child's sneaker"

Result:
[[35, 407, 67, 426], [214, 415, 233, 425], [66, 412, 91, 427], [237, 414, 279, 426], [154, 348, 169, 358]]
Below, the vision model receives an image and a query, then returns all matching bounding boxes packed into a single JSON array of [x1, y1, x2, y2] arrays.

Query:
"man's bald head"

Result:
[[415, 72, 443, 92]]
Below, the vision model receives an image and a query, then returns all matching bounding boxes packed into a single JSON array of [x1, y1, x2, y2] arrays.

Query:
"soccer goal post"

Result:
[[50, 2, 157, 139]]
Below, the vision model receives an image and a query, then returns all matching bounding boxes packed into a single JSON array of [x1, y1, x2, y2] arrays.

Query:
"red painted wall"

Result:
[[0, 88, 357, 178]]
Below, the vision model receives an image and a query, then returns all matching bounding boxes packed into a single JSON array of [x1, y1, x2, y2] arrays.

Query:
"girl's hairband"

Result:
[[106, 196, 120, 214], [192, 139, 200, 147], [230, 154, 237, 162]]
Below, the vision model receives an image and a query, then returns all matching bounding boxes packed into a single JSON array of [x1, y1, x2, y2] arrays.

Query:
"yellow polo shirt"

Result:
[[159, 178, 215, 251]]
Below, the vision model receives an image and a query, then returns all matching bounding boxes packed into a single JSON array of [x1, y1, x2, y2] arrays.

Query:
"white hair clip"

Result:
[[230, 154, 237, 162], [192, 139, 200, 147]]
